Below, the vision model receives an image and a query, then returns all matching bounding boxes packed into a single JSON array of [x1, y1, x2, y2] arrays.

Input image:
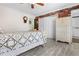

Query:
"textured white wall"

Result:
[[39, 15, 57, 38], [0, 5, 35, 32]]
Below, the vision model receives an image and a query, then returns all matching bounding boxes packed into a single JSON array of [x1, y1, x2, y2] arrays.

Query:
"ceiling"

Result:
[[0, 3, 78, 16]]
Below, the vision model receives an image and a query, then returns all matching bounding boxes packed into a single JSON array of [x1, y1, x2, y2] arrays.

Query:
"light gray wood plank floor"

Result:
[[18, 39, 79, 56]]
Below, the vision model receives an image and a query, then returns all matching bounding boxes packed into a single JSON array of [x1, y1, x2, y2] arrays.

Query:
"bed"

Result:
[[0, 31, 46, 56]]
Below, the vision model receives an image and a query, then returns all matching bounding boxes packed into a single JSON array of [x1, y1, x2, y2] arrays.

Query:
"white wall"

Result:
[[39, 15, 57, 38], [71, 9, 79, 37], [0, 5, 35, 32]]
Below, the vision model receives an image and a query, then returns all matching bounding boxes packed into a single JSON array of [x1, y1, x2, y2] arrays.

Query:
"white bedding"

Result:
[[0, 31, 45, 56]]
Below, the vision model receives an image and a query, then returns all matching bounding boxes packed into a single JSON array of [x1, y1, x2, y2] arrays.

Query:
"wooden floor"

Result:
[[19, 39, 79, 56]]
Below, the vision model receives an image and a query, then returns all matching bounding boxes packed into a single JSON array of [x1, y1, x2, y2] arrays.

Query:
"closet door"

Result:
[[71, 9, 79, 38], [39, 16, 56, 39]]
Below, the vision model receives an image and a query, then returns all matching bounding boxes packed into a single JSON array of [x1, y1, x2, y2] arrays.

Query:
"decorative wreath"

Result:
[[23, 16, 28, 23]]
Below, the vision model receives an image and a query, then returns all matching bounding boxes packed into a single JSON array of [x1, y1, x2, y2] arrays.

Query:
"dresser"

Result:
[[56, 16, 72, 44]]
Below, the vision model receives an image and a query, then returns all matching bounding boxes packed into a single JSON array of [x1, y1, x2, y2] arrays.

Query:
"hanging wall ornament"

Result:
[[23, 16, 28, 23]]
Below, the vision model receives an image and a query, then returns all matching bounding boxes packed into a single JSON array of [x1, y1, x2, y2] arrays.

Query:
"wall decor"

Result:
[[29, 20, 32, 24], [23, 16, 28, 23]]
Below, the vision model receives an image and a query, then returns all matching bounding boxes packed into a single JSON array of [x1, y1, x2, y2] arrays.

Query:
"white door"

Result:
[[39, 16, 56, 38], [71, 10, 79, 38]]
